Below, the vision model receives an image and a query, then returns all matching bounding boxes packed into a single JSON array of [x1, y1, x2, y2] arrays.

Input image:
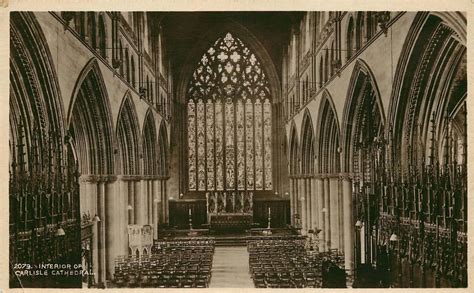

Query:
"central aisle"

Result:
[[209, 246, 254, 288]]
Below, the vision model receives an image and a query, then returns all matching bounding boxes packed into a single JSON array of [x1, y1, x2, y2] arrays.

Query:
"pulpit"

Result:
[[127, 225, 153, 258]]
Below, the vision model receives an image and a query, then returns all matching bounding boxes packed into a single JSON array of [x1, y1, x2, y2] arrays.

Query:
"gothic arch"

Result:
[[98, 13, 107, 58], [86, 12, 97, 49], [67, 58, 114, 175], [176, 20, 281, 104], [388, 13, 467, 171], [9, 12, 81, 276], [316, 90, 341, 174], [342, 59, 385, 173], [300, 109, 315, 175], [346, 16, 355, 61], [289, 121, 300, 176], [158, 121, 169, 177], [10, 12, 65, 141], [116, 93, 141, 175], [142, 109, 158, 176], [355, 12, 365, 50]]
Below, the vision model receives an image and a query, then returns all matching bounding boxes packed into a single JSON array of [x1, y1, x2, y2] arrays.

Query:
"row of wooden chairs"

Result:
[[248, 239, 323, 288], [113, 239, 215, 288]]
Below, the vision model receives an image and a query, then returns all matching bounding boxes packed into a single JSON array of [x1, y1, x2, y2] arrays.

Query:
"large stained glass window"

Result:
[[187, 32, 272, 191]]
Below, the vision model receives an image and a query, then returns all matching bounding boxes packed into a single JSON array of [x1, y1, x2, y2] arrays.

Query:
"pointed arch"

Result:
[[355, 12, 365, 50], [301, 109, 315, 174], [118, 39, 124, 76], [125, 47, 130, 82], [184, 30, 275, 192], [177, 20, 281, 104], [289, 121, 300, 175], [315, 90, 341, 174], [98, 13, 107, 58], [341, 59, 385, 173], [324, 46, 329, 83], [74, 12, 86, 38], [116, 92, 141, 175], [131, 55, 136, 88], [68, 58, 114, 175], [388, 13, 467, 171], [319, 55, 324, 89], [158, 121, 169, 177], [330, 41, 335, 77], [142, 109, 158, 176], [10, 12, 81, 276], [87, 12, 97, 49], [346, 16, 355, 61]]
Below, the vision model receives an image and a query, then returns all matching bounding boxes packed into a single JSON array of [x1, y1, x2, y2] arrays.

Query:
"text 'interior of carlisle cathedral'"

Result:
[[9, 11, 467, 289]]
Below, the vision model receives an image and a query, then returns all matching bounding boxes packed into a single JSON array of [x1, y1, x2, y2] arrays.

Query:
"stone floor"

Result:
[[209, 246, 254, 288]]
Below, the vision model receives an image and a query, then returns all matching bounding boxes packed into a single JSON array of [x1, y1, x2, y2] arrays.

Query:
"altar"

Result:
[[206, 191, 253, 230]]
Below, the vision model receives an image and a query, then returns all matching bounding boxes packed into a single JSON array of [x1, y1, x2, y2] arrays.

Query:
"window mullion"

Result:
[[234, 99, 237, 191], [194, 100, 198, 190], [204, 100, 208, 192], [243, 100, 247, 193], [252, 99, 256, 191], [212, 102, 217, 190], [223, 98, 227, 190]]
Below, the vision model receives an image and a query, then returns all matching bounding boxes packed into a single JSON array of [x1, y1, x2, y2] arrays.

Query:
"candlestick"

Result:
[[189, 208, 192, 216]]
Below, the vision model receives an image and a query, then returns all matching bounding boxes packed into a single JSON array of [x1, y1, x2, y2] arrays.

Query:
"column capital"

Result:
[[117, 175, 143, 181], [141, 175, 162, 180], [314, 174, 325, 180], [80, 174, 117, 183], [338, 172, 353, 181]]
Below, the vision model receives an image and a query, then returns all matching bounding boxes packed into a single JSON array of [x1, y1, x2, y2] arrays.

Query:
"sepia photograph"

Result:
[[8, 7, 467, 289]]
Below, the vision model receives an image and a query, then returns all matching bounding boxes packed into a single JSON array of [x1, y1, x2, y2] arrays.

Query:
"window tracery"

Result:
[[187, 32, 272, 191]]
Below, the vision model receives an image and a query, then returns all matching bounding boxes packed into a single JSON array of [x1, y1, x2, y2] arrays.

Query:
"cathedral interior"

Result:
[[9, 11, 467, 288]]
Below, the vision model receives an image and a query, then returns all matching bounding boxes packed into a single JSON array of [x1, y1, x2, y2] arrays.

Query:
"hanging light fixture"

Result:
[[56, 226, 66, 236], [390, 232, 399, 242], [355, 220, 363, 228], [93, 214, 101, 222], [127, 205, 133, 211]]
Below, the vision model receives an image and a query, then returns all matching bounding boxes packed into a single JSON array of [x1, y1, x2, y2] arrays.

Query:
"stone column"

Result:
[[128, 181, 135, 225], [86, 180, 99, 282], [299, 177, 307, 233], [324, 177, 331, 250], [339, 179, 345, 251], [134, 180, 141, 225], [289, 178, 295, 225], [330, 176, 340, 249], [85, 179, 98, 215], [148, 180, 153, 225], [139, 179, 147, 225], [305, 177, 312, 231], [293, 178, 298, 224], [120, 179, 129, 256], [152, 179, 160, 240], [157, 179, 163, 223], [342, 175, 355, 277], [105, 180, 118, 281], [164, 180, 169, 223], [79, 178, 87, 214], [97, 181, 106, 286], [311, 177, 318, 232], [316, 177, 325, 252]]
